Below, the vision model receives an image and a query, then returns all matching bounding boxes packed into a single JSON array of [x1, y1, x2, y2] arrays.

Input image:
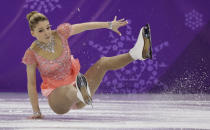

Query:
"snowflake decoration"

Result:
[[87, 20, 169, 93], [23, 0, 62, 13], [185, 9, 203, 31]]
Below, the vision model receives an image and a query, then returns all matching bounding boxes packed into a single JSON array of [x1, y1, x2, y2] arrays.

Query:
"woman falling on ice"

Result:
[[22, 11, 152, 119]]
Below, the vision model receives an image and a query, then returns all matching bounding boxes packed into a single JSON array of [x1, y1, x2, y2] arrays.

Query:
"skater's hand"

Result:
[[27, 113, 44, 119], [110, 16, 128, 36]]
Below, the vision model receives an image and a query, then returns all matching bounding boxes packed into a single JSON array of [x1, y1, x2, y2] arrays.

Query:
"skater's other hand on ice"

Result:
[[27, 113, 44, 120], [111, 16, 128, 36]]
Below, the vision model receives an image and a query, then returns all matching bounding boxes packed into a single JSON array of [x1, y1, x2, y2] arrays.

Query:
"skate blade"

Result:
[[143, 24, 152, 59]]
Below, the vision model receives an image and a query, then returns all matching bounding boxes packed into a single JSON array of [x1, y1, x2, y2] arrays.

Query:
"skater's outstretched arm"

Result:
[[26, 64, 43, 119], [70, 16, 128, 37]]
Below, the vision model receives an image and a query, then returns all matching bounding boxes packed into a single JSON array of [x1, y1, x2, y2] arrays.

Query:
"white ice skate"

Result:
[[129, 24, 152, 60], [76, 72, 93, 108]]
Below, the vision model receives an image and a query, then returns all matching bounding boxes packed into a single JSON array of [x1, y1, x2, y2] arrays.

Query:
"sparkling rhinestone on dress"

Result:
[[35, 36, 56, 53]]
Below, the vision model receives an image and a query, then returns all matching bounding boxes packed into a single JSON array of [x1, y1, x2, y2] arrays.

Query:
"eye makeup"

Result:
[[38, 25, 52, 32]]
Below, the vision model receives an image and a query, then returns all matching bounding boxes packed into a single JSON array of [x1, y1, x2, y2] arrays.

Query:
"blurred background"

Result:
[[0, 0, 209, 94]]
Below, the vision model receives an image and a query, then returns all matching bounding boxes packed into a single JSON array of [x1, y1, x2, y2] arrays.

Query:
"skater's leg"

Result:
[[86, 53, 133, 95], [76, 53, 134, 109], [76, 24, 152, 109], [47, 84, 80, 114]]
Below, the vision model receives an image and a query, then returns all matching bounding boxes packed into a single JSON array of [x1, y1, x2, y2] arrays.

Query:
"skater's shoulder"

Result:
[[29, 41, 39, 51]]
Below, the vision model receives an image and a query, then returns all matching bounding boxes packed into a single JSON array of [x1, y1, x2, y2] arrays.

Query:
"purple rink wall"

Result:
[[0, 0, 209, 94]]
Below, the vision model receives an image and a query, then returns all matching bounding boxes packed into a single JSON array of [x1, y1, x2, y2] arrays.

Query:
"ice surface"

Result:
[[0, 93, 210, 129]]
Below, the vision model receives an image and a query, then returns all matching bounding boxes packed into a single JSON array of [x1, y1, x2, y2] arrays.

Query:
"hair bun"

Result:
[[26, 11, 38, 21]]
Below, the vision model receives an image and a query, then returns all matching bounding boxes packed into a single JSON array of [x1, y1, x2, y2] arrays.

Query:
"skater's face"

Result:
[[31, 20, 52, 44]]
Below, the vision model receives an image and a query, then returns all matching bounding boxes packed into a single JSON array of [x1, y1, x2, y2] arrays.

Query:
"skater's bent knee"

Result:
[[96, 57, 108, 69], [98, 56, 107, 64], [52, 107, 70, 114]]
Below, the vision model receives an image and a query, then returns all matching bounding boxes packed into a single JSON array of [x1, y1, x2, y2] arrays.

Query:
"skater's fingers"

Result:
[[27, 116, 37, 119], [27, 116, 33, 119], [115, 30, 122, 36], [38, 115, 44, 119], [27, 114, 44, 120], [114, 16, 117, 21], [39, 115, 44, 119], [118, 18, 125, 22], [120, 21, 128, 26], [33, 115, 44, 119]]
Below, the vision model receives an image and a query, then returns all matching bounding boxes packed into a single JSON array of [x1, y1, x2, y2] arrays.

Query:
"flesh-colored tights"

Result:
[[48, 53, 134, 114]]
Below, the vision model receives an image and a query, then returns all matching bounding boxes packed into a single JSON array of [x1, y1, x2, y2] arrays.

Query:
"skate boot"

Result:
[[76, 72, 93, 108], [129, 24, 152, 60]]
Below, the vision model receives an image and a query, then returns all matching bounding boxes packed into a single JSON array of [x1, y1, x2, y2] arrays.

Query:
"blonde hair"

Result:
[[26, 11, 48, 31]]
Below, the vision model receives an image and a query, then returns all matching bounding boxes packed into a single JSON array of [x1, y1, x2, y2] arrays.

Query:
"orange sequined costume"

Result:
[[22, 23, 80, 97]]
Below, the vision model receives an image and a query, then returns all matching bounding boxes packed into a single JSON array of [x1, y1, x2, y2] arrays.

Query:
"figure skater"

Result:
[[22, 11, 152, 119]]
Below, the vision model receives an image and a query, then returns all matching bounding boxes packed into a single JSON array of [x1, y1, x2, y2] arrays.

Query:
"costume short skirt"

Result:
[[41, 55, 80, 97]]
